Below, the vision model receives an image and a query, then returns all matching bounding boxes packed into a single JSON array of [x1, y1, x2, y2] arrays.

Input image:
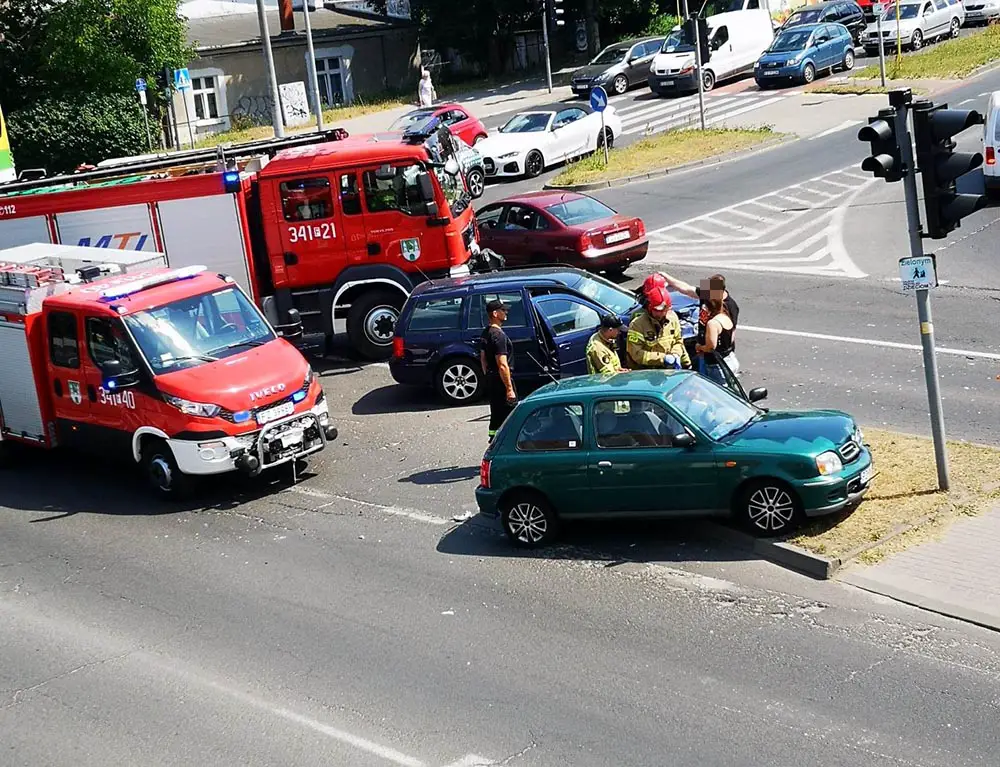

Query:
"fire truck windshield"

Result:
[[123, 287, 275, 373], [435, 167, 469, 216]]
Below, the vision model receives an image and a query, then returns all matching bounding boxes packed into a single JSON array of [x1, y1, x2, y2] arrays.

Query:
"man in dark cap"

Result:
[[479, 297, 517, 442], [586, 314, 629, 375]]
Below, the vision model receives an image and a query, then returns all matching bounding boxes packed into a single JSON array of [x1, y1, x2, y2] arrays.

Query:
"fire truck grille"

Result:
[[218, 379, 312, 424]]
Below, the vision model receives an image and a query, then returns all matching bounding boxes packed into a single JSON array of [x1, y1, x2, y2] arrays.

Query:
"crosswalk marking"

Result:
[[620, 93, 785, 137], [644, 166, 873, 278]]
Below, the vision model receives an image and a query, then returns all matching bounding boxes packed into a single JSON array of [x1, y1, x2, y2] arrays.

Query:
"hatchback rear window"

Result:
[[546, 197, 616, 226], [516, 404, 584, 451], [407, 297, 464, 331]]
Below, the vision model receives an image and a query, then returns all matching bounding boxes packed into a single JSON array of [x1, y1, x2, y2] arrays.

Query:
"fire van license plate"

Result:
[[257, 401, 294, 425], [606, 230, 631, 244], [860, 465, 873, 485]]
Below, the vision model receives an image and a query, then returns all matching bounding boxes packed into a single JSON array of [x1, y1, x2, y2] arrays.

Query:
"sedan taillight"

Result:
[[392, 336, 405, 359], [480, 458, 491, 488], [987, 146, 996, 166], [635, 218, 646, 237], [578, 232, 593, 252]]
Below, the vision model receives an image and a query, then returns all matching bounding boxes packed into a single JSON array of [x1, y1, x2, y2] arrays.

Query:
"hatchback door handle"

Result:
[[597, 460, 612, 468]]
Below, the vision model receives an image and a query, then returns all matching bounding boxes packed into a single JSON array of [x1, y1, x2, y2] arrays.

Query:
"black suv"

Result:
[[781, 1, 867, 45]]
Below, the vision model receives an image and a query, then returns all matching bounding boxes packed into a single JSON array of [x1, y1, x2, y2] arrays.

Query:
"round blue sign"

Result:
[[590, 86, 608, 113]]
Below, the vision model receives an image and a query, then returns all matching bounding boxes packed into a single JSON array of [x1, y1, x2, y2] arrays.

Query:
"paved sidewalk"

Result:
[[839, 505, 1000, 630]]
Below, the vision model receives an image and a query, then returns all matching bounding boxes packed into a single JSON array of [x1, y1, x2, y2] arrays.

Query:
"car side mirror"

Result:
[[276, 307, 302, 340], [416, 171, 435, 202], [100, 359, 139, 389], [672, 432, 696, 448], [374, 164, 395, 181], [748, 387, 768, 403]]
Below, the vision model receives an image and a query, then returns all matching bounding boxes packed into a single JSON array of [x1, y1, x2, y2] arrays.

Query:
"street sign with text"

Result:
[[899, 255, 937, 291]]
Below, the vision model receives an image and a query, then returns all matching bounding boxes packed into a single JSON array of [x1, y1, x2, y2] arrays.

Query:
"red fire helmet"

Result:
[[642, 273, 671, 311]]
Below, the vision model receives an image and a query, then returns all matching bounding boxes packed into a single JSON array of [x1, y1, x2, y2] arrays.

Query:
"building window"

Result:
[[315, 57, 345, 107], [191, 76, 220, 120]]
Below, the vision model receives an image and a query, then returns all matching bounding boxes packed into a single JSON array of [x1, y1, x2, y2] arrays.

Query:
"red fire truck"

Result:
[[0, 243, 337, 497], [0, 129, 478, 360]]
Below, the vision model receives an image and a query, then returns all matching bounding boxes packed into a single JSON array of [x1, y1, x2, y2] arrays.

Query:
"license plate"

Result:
[[659, 79, 674, 86], [257, 400, 294, 425], [605, 230, 631, 244], [763, 71, 780, 76], [859, 465, 874, 485]]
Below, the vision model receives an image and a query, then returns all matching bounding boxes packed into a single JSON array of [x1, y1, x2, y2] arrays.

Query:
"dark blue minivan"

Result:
[[389, 267, 698, 404]]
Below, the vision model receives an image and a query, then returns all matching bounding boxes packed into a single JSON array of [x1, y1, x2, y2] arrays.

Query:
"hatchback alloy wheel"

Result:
[[612, 74, 629, 95], [911, 30, 923, 50], [744, 483, 799, 534], [950, 18, 960, 38], [501, 493, 558, 547]]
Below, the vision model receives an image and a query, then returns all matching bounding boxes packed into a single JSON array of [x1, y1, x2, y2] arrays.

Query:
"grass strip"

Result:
[[856, 24, 1000, 80], [789, 428, 1000, 564], [551, 127, 777, 186]]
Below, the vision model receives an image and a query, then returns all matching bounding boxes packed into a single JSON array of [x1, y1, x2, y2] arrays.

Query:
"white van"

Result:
[[648, 9, 775, 95], [982, 90, 1000, 195]]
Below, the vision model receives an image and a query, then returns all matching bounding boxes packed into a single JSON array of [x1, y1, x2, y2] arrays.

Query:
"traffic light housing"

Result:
[[682, 16, 710, 64], [912, 102, 986, 239], [551, 0, 565, 26], [858, 108, 904, 182]]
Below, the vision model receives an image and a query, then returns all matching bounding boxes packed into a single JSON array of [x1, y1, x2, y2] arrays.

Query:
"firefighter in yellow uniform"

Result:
[[586, 314, 629, 374], [627, 274, 691, 370]]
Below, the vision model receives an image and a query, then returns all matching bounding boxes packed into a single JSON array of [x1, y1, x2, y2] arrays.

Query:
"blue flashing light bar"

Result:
[[222, 171, 241, 192], [98, 265, 208, 301]]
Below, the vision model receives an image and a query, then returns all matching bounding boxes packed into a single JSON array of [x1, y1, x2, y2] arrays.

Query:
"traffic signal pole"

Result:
[[890, 89, 951, 491], [542, 1, 553, 94], [683, 0, 707, 130]]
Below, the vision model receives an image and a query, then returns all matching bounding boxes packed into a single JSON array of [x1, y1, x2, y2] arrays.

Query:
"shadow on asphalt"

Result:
[[352, 384, 457, 415], [436, 514, 757, 565], [0, 446, 318, 520], [398, 465, 481, 485]]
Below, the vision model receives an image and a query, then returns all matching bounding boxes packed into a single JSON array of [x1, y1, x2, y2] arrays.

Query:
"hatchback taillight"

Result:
[[392, 336, 405, 358], [636, 218, 646, 237], [480, 458, 491, 489], [987, 146, 996, 166]]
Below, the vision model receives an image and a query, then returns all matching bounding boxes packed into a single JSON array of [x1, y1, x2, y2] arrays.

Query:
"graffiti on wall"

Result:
[[231, 94, 274, 126]]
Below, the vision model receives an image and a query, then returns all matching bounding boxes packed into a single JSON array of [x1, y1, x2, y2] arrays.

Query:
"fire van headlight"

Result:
[[816, 451, 844, 476], [164, 394, 222, 418]]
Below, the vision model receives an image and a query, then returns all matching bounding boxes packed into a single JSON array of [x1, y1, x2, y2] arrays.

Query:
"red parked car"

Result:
[[476, 191, 648, 274], [389, 103, 489, 147]]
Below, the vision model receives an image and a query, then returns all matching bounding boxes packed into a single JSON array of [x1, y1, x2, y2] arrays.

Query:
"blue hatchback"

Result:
[[754, 23, 855, 87], [389, 267, 699, 405]]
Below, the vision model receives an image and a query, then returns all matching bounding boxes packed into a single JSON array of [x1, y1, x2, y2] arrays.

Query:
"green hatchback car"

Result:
[[475, 370, 873, 546]]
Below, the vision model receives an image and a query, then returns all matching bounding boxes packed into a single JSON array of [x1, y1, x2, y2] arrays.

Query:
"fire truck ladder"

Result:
[[0, 128, 351, 195]]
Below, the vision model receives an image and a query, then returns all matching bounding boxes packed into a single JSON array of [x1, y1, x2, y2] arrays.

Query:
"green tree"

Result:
[[0, 0, 54, 111]]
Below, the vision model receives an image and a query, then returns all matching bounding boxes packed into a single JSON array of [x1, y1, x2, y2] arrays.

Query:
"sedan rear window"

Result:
[[546, 197, 616, 226], [407, 297, 464, 331]]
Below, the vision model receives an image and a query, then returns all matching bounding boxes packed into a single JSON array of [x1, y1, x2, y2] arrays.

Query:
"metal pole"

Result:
[[256, 0, 285, 138], [181, 94, 196, 148], [542, 0, 553, 93], [877, 14, 886, 87], [301, 0, 325, 132], [896, 0, 902, 64], [141, 106, 153, 151], [684, 0, 706, 130], [891, 89, 950, 490]]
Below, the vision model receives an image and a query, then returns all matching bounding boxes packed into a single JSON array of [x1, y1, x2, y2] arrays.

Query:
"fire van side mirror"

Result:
[[374, 164, 395, 181], [99, 359, 139, 389]]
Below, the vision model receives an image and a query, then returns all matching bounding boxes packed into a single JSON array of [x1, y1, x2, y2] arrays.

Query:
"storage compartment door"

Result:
[[0, 215, 53, 248], [157, 194, 253, 295], [55, 204, 156, 252], [0, 322, 44, 440]]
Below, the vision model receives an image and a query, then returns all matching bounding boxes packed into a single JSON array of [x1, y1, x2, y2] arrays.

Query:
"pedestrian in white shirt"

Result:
[[418, 69, 436, 108]]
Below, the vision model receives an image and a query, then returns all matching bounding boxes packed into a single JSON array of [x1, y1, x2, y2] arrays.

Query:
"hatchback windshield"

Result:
[[661, 29, 695, 53], [882, 4, 920, 19], [569, 272, 637, 315], [591, 45, 630, 65], [390, 109, 436, 132], [664, 375, 758, 440], [499, 113, 552, 133], [546, 196, 616, 226], [769, 29, 814, 52], [124, 286, 275, 373]]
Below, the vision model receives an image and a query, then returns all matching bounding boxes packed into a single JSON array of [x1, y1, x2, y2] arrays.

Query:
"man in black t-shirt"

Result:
[[479, 298, 517, 442], [658, 270, 740, 374]]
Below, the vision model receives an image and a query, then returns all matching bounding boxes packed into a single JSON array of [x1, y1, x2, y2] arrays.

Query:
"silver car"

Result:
[[452, 136, 486, 199], [863, 0, 962, 53]]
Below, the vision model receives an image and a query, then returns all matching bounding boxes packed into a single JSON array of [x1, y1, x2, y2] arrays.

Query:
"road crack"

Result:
[[1, 650, 134, 710]]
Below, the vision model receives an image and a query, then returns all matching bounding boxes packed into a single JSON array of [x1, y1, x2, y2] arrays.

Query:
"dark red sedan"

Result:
[[389, 103, 489, 147], [476, 191, 648, 274]]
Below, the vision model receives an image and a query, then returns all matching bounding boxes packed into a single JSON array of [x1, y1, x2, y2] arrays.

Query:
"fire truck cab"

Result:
[[0, 243, 337, 497]]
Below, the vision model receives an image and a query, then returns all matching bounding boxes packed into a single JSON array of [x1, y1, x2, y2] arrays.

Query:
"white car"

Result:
[[963, 0, 1000, 24], [982, 90, 1000, 195], [476, 103, 622, 179], [863, 0, 962, 53]]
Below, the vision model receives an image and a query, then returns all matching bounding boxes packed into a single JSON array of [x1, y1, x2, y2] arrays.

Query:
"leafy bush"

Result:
[[642, 13, 680, 37], [7, 92, 149, 174]]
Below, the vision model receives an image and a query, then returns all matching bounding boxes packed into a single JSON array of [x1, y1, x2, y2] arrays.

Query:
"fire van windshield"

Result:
[[123, 286, 276, 374]]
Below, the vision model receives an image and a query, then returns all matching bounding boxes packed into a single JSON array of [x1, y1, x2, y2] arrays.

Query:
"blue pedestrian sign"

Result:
[[135, 78, 147, 93], [173, 68, 192, 92], [590, 86, 608, 113]]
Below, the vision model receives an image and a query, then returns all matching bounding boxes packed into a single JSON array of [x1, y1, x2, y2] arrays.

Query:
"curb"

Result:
[[542, 135, 792, 192]]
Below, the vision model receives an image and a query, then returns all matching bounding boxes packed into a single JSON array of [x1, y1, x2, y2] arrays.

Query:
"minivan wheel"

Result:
[[701, 69, 716, 92], [802, 62, 816, 84], [142, 439, 193, 499], [501, 492, 559, 547], [736, 479, 803, 537], [843, 49, 855, 71], [347, 289, 401, 361], [911, 29, 923, 50], [435, 358, 482, 404], [465, 167, 486, 198], [612, 74, 629, 95]]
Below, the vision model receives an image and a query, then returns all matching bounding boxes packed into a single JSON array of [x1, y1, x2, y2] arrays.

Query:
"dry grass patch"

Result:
[[790, 428, 1000, 564], [809, 83, 893, 95], [551, 127, 778, 186], [857, 24, 1000, 80]]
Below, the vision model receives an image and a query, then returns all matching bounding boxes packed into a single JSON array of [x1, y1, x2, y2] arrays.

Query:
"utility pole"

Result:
[[256, 0, 285, 138], [683, 0, 707, 130], [877, 13, 886, 87], [301, 0, 325, 132], [542, 0, 553, 93]]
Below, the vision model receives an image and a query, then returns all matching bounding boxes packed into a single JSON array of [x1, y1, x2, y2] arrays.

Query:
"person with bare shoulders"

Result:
[[695, 297, 736, 387], [658, 270, 740, 376]]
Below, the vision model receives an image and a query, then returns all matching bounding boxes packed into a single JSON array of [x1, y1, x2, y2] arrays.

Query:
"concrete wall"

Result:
[[170, 28, 418, 145]]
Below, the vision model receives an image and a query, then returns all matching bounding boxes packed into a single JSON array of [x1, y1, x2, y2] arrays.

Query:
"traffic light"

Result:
[[912, 102, 986, 239], [552, 0, 565, 26], [858, 108, 904, 182], [682, 16, 710, 64]]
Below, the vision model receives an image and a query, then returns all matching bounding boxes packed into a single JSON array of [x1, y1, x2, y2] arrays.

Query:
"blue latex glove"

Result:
[[663, 354, 680, 370]]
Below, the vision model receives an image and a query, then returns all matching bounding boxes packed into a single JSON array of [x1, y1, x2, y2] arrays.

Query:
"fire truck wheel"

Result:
[[347, 289, 401, 360], [142, 439, 193, 499]]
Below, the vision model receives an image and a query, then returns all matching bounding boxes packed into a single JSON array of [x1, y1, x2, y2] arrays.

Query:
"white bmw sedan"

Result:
[[476, 103, 623, 179]]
